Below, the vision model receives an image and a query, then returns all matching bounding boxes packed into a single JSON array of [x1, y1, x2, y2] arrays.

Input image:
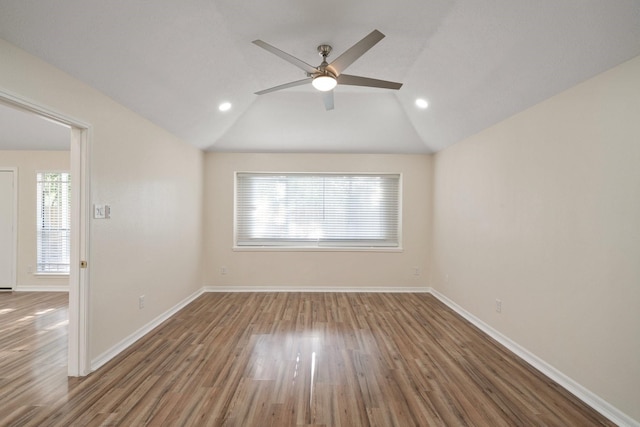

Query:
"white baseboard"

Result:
[[15, 285, 69, 292], [428, 288, 639, 427], [90, 288, 204, 372], [203, 285, 430, 293]]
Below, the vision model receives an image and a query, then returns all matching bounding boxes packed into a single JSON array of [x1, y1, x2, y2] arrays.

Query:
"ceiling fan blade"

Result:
[[327, 30, 385, 76], [252, 40, 318, 75], [337, 74, 403, 90], [322, 90, 334, 111], [255, 78, 312, 95]]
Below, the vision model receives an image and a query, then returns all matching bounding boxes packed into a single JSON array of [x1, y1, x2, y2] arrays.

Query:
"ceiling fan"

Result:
[[252, 29, 403, 111]]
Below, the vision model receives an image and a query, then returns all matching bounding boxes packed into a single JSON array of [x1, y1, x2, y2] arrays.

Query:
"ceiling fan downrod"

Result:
[[315, 45, 334, 77]]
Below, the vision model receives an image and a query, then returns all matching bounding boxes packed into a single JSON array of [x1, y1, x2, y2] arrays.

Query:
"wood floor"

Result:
[[0, 292, 614, 426]]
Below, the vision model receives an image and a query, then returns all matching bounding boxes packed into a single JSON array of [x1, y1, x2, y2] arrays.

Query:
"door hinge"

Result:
[[80, 260, 88, 268]]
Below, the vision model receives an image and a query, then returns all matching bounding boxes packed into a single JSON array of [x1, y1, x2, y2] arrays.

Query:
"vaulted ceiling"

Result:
[[1, 0, 639, 153]]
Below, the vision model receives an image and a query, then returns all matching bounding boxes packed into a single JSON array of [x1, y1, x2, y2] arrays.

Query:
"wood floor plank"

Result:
[[0, 291, 616, 426]]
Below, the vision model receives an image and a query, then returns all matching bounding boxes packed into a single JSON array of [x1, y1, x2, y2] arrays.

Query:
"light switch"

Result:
[[94, 204, 105, 219], [94, 204, 112, 219]]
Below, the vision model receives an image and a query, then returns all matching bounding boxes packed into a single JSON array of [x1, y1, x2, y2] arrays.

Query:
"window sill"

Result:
[[233, 246, 403, 253], [34, 273, 70, 278]]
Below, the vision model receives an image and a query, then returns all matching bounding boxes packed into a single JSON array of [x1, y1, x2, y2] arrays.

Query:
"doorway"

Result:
[[0, 90, 90, 376]]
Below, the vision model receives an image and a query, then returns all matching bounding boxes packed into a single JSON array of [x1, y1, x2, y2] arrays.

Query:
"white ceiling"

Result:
[[0, 0, 639, 153]]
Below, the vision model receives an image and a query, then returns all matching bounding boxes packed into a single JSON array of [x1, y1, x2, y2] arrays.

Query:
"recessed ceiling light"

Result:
[[219, 102, 232, 112], [415, 98, 429, 109]]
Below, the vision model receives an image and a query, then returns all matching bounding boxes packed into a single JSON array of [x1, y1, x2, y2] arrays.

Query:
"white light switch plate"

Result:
[[94, 204, 105, 219]]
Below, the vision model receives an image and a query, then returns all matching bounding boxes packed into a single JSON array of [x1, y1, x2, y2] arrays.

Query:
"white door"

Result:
[[0, 169, 16, 289]]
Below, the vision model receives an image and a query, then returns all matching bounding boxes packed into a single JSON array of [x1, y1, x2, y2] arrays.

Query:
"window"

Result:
[[235, 173, 401, 249], [36, 172, 71, 273]]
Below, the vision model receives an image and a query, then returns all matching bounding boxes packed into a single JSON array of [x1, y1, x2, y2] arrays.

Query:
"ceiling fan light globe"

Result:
[[312, 75, 337, 92]]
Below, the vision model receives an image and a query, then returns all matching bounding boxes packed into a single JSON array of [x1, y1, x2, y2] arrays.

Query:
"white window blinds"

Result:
[[235, 173, 400, 248], [36, 172, 71, 273]]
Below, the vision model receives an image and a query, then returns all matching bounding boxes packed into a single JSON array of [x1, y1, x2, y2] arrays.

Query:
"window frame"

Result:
[[36, 170, 71, 275], [233, 171, 403, 252]]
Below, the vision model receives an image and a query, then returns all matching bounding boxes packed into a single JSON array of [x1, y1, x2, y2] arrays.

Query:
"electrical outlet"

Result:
[[495, 299, 502, 313], [220, 267, 227, 275], [413, 267, 420, 276], [139, 295, 145, 309]]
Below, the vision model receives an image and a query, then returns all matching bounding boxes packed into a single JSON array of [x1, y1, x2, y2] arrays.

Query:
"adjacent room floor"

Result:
[[0, 291, 613, 426]]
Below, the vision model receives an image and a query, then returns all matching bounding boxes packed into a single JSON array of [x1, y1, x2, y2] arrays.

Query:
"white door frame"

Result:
[[0, 167, 17, 291], [0, 89, 91, 376]]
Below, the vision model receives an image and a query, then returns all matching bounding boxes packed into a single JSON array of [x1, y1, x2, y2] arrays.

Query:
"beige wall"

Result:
[[431, 56, 640, 421], [0, 150, 70, 290], [0, 39, 204, 360], [203, 153, 432, 289]]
